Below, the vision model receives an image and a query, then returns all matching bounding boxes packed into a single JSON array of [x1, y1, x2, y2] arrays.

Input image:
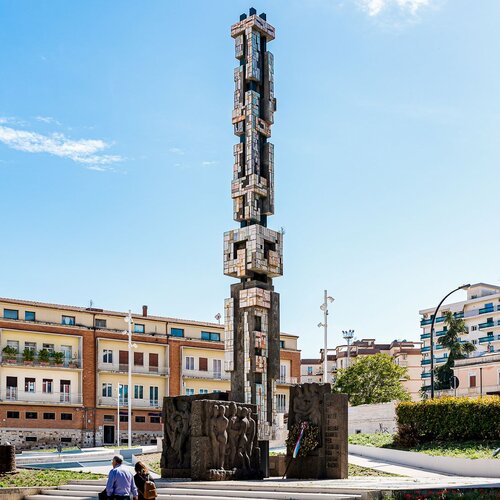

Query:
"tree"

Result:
[[434, 311, 475, 389], [332, 353, 411, 406]]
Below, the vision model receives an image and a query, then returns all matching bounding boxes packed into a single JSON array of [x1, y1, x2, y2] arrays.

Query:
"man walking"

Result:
[[104, 455, 138, 500]]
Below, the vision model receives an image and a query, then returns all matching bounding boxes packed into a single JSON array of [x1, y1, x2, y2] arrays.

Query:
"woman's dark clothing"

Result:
[[134, 472, 154, 500]]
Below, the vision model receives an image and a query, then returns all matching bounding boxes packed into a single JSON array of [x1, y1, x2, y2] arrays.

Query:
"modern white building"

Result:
[[419, 282, 500, 395]]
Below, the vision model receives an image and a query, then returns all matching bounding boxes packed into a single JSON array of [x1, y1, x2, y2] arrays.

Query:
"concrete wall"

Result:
[[348, 401, 397, 435]]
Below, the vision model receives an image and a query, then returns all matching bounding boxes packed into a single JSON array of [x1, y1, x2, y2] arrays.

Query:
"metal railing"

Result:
[[0, 354, 81, 368], [98, 362, 169, 375], [98, 396, 160, 408], [277, 376, 298, 385], [182, 369, 230, 380], [0, 389, 82, 404]]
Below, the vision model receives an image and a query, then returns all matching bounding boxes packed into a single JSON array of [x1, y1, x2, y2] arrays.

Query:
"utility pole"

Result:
[[318, 290, 334, 383], [124, 310, 133, 448]]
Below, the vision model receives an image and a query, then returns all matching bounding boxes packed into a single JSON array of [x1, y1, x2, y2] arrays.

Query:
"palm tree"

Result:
[[435, 311, 475, 389]]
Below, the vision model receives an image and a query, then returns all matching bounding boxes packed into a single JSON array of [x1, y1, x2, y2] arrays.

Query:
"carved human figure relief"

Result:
[[215, 405, 229, 469], [237, 406, 251, 470], [246, 409, 256, 459], [226, 402, 240, 469]]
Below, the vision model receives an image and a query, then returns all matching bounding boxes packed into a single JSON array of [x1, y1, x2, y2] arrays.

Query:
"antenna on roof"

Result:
[[89, 299, 93, 308]]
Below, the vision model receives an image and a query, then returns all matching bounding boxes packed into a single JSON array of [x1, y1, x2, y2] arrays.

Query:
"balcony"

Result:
[[478, 335, 499, 344], [277, 376, 298, 385], [420, 318, 432, 326], [0, 388, 82, 405], [435, 330, 447, 337], [0, 354, 81, 369], [478, 321, 495, 330], [435, 356, 448, 364], [421, 372, 431, 379], [421, 346, 430, 353], [421, 359, 431, 366], [182, 369, 230, 381], [98, 362, 169, 375], [98, 396, 160, 408], [479, 306, 495, 314], [420, 333, 431, 340]]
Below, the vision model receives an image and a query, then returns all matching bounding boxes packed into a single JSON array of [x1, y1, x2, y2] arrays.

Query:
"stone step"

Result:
[[49, 487, 359, 500]]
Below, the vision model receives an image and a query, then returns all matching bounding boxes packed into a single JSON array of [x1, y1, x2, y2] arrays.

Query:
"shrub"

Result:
[[396, 397, 500, 444]]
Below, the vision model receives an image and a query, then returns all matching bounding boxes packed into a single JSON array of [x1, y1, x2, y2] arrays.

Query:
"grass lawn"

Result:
[[0, 470, 104, 488], [348, 433, 500, 460], [135, 452, 398, 478]]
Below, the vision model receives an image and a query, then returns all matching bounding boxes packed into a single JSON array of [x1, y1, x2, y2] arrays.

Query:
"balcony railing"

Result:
[[98, 362, 169, 375], [421, 372, 431, 379], [420, 333, 431, 340], [0, 354, 81, 369], [277, 376, 298, 385], [435, 356, 447, 363], [479, 306, 495, 314], [421, 346, 430, 353], [0, 389, 82, 404], [478, 321, 495, 330], [435, 330, 447, 337], [182, 369, 230, 380], [98, 396, 160, 408], [421, 359, 431, 365], [478, 335, 499, 344]]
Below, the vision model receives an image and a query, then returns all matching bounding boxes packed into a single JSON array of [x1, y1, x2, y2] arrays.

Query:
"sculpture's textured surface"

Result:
[[224, 9, 282, 442], [191, 400, 261, 480], [286, 384, 348, 480], [161, 393, 228, 478]]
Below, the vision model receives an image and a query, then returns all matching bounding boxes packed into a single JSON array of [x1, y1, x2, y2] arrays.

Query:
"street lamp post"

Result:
[[429, 284, 470, 399], [116, 384, 121, 447], [342, 330, 354, 368], [124, 311, 133, 448], [318, 290, 334, 383]]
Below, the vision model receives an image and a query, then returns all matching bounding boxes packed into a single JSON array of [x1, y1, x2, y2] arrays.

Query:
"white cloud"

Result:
[[202, 160, 218, 166], [169, 147, 184, 155], [358, 0, 430, 16], [0, 123, 123, 166], [34, 115, 61, 125]]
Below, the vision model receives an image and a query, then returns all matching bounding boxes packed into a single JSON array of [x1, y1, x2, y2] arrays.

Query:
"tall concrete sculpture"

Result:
[[224, 8, 282, 446]]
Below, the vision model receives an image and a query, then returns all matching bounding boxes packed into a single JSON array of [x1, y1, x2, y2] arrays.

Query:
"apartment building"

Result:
[[0, 297, 301, 450], [301, 339, 422, 400], [419, 282, 500, 396]]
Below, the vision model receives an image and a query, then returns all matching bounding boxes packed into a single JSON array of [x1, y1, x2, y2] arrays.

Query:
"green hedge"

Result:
[[396, 397, 500, 445]]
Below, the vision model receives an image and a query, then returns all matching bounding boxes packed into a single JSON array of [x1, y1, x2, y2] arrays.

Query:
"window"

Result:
[[102, 383, 113, 398], [61, 315, 75, 326], [134, 352, 144, 366], [135, 416, 146, 423], [280, 365, 287, 383], [134, 385, 144, 399], [149, 353, 159, 372], [4, 309, 19, 320], [25, 378, 36, 393], [280, 340, 285, 349], [104, 415, 115, 422], [25, 342, 36, 352], [60, 380, 71, 402], [201, 331, 220, 341], [61, 437, 72, 443], [7, 411, 19, 418], [199, 389, 208, 394], [6, 340, 19, 351], [102, 349, 113, 363], [6, 376, 17, 400], [472, 340, 478, 345], [255, 315, 262, 331], [42, 379, 53, 394], [119, 384, 128, 404], [185, 356, 195, 370], [61, 413, 73, 421], [95, 319, 107, 328], [26, 436, 37, 442], [119, 350, 128, 367], [120, 415, 128, 422], [186, 388, 194, 396], [213, 359, 222, 378], [61, 345, 72, 361], [470, 375, 477, 388], [171, 328, 184, 337], [199, 357, 208, 371], [43, 413, 55, 420], [150, 386, 159, 405], [471, 326, 478, 331], [26, 412, 38, 419], [25, 311, 36, 321], [276, 394, 287, 413], [134, 323, 145, 334], [42, 343, 55, 353], [307, 366, 313, 375], [150, 415, 161, 424]]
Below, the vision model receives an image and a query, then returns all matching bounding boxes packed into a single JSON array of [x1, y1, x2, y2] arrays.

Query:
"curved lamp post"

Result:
[[429, 284, 470, 399], [318, 290, 334, 383]]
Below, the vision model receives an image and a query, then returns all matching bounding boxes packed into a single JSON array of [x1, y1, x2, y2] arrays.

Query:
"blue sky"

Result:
[[1, 0, 500, 357]]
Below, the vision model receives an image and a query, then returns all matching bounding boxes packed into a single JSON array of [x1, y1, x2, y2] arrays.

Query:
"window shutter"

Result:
[[199, 357, 208, 371]]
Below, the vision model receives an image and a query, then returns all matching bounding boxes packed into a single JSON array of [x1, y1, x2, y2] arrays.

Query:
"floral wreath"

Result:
[[286, 421, 320, 457]]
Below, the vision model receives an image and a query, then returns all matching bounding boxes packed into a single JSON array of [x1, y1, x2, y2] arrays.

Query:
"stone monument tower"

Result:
[[224, 8, 282, 444]]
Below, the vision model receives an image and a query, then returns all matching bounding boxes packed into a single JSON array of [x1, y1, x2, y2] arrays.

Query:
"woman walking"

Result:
[[133, 462, 157, 500]]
